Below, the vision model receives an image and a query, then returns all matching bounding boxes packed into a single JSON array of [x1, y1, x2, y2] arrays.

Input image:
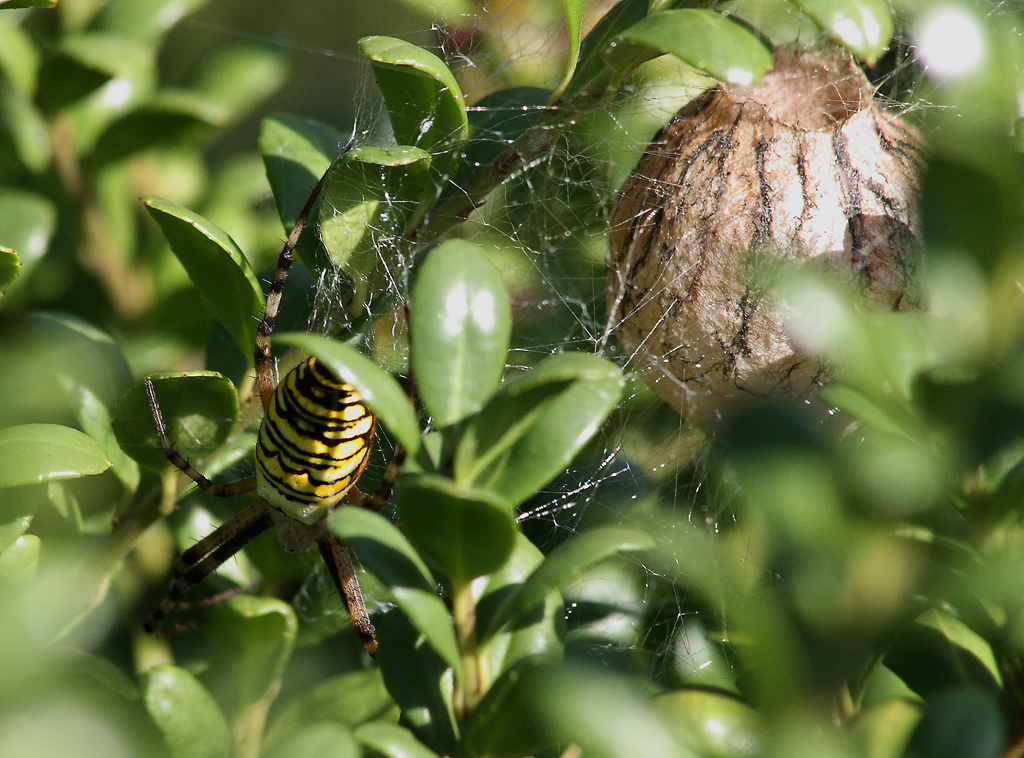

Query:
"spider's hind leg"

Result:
[[317, 533, 377, 657], [144, 501, 273, 633]]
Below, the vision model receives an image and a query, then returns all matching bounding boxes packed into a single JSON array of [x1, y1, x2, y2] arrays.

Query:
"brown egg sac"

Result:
[[607, 45, 924, 429]]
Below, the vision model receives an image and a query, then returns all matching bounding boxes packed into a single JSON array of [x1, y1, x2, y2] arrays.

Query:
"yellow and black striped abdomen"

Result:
[[256, 357, 375, 525]]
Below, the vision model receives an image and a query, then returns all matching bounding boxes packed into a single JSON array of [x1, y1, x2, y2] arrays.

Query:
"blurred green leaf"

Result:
[[330, 507, 435, 592], [92, 0, 209, 41], [264, 723, 360, 758], [0, 484, 39, 552], [792, 0, 893, 63], [398, 473, 517, 585], [483, 526, 653, 640], [392, 586, 461, 674], [359, 36, 468, 184], [410, 239, 511, 427], [319, 144, 432, 273], [851, 698, 922, 758], [194, 44, 288, 123], [141, 664, 232, 758], [564, 0, 647, 97], [111, 371, 238, 471], [30, 312, 139, 490], [0, 534, 40, 582], [264, 668, 397, 749], [376, 608, 459, 757], [551, 0, 585, 100], [143, 195, 265, 356], [37, 34, 153, 112], [0, 424, 110, 487], [354, 721, 441, 758], [0, 84, 50, 173], [0, 0, 56, 11], [608, 9, 772, 86], [0, 247, 18, 297], [0, 16, 39, 96], [904, 688, 1003, 758], [275, 332, 421, 453], [915, 608, 1002, 688], [390, 0, 474, 21], [0, 189, 56, 283], [454, 352, 623, 506], [652, 690, 763, 758]]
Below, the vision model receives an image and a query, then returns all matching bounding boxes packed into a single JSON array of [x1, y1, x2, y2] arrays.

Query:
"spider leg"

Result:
[[317, 533, 377, 657], [145, 501, 274, 633], [254, 138, 356, 411], [145, 377, 258, 498]]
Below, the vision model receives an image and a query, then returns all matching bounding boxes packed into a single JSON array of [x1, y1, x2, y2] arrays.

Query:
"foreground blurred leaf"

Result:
[[0, 534, 40, 582], [143, 196, 265, 356], [354, 721, 442, 758], [142, 664, 232, 758], [0, 189, 56, 286], [111, 372, 238, 471], [652, 690, 763, 758], [410, 239, 511, 427], [792, 0, 893, 63], [0, 84, 50, 172], [0, 16, 39, 96], [0, 424, 110, 487], [852, 698, 922, 758], [193, 44, 287, 121], [91, 0, 210, 41], [264, 723, 360, 758]]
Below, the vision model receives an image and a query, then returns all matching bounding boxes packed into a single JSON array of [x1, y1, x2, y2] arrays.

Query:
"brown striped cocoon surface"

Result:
[[607, 45, 924, 429]]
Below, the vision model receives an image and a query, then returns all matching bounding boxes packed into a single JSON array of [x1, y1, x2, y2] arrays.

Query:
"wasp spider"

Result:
[[144, 151, 403, 657]]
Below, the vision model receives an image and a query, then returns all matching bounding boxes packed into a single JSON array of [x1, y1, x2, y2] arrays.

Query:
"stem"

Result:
[[453, 581, 480, 720]]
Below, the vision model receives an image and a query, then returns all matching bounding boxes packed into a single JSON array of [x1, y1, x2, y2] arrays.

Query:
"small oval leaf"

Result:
[[264, 723, 360, 758], [792, 0, 893, 63], [652, 690, 764, 758], [0, 534, 41, 582], [274, 332, 421, 453], [354, 722, 442, 758], [142, 664, 232, 758], [411, 239, 511, 426], [329, 507, 435, 592], [0, 424, 110, 487], [392, 586, 461, 675]]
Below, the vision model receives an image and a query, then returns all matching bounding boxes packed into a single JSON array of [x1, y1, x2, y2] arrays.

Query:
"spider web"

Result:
[[175, 0, 935, 686]]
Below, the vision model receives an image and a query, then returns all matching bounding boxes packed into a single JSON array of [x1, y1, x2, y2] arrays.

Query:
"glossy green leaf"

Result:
[[143, 195, 265, 356], [265, 723, 360, 758], [329, 507, 434, 592], [264, 668, 397, 750], [476, 533, 564, 676], [259, 114, 348, 272], [359, 36, 467, 183], [0, 424, 110, 487], [0, 190, 56, 282], [564, 0, 647, 97], [141, 664, 232, 758], [551, 0, 586, 100], [92, 0, 209, 41], [63, 647, 141, 701], [376, 609, 459, 757], [392, 586, 461, 674], [398, 473, 517, 584], [194, 45, 288, 123], [0, 485, 39, 553], [206, 595, 297, 723], [30, 312, 139, 490], [610, 9, 772, 86], [792, 0, 893, 63], [354, 722, 442, 758], [37, 34, 153, 113], [652, 690, 764, 758], [483, 526, 652, 640], [455, 352, 624, 506], [410, 240, 511, 426], [320, 145, 432, 273], [0, 534, 40, 582], [275, 332, 420, 453], [110, 372, 238, 471], [915, 608, 1002, 688], [851, 699, 922, 758], [0, 247, 18, 298], [0, 84, 50, 173], [904, 688, 1003, 758], [0, 17, 39, 96]]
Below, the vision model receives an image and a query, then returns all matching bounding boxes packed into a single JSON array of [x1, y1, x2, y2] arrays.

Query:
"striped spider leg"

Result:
[[144, 141, 405, 657]]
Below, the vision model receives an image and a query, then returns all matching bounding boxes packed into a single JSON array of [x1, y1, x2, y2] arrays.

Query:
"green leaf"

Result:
[[0, 424, 110, 487], [30, 312, 139, 490], [110, 372, 238, 471], [610, 9, 772, 86], [398, 473, 517, 585], [141, 664, 232, 758], [359, 36, 468, 183], [205, 595, 298, 724], [0, 1, 56, 11], [194, 45, 288, 123], [564, 0, 647, 97], [0, 16, 40, 96], [389, 0, 475, 22], [915, 608, 1002, 688], [143, 195, 265, 356], [0, 247, 18, 298], [652, 690, 764, 758], [92, 0, 210, 41], [851, 699, 922, 758], [319, 145, 432, 273], [264, 668, 397, 750], [329, 507, 434, 592], [0, 534, 40, 582], [376, 609, 459, 757], [354, 722, 442, 758], [410, 240, 511, 427], [454, 352, 624, 506], [274, 332, 421, 453], [791, 0, 893, 63], [904, 688, 1003, 758], [0, 189, 56, 282], [37, 34, 153, 113], [264, 723, 360, 758], [551, 0, 586, 100], [0, 84, 50, 173], [483, 526, 652, 640], [392, 586, 461, 675], [0, 484, 40, 552]]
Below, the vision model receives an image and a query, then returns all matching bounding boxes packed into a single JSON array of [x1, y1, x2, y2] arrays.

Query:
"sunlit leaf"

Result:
[[652, 690, 764, 758], [264, 723, 360, 758], [392, 586, 461, 674], [551, 0, 586, 101], [0, 247, 18, 298], [0, 424, 110, 487], [330, 507, 434, 592], [142, 664, 232, 758], [792, 0, 893, 63], [564, 0, 647, 97], [354, 722, 442, 758]]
